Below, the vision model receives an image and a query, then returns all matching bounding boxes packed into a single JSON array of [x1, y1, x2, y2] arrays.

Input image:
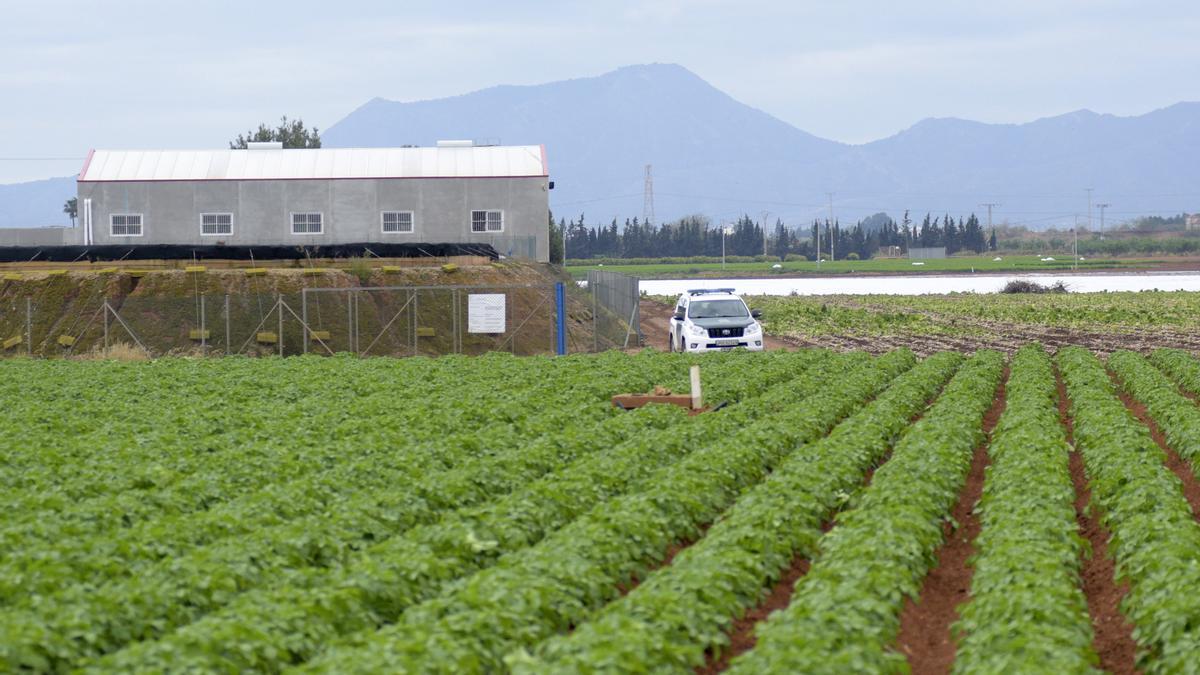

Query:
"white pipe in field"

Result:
[[690, 365, 702, 410]]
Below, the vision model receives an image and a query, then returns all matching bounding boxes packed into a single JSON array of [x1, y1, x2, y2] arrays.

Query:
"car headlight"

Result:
[[745, 323, 761, 335], [689, 324, 707, 336]]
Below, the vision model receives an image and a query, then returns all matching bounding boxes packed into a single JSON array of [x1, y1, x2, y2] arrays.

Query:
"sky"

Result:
[[1, 0, 1198, 184]]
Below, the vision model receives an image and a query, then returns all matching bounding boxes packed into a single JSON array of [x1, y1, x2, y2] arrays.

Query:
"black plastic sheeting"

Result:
[[0, 242, 499, 263]]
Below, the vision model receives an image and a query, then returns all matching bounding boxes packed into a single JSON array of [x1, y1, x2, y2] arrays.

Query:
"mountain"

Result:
[[3, 64, 1197, 230], [324, 63, 887, 226], [0, 176, 76, 228], [326, 64, 1199, 228], [858, 103, 1200, 224]]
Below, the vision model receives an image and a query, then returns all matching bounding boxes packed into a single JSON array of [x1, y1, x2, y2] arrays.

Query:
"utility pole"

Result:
[[1085, 187, 1093, 232], [1096, 203, 1110, 237], [721, 224, 731, 270], [827, 192, 835, 262], [761, 210, 770, 257], [815, 215, 821, 266], [1073, 215, 1080, 271], [980, 203, 1000, 230], [642, 165, 655, 226], [981, 203, 1000, 251]]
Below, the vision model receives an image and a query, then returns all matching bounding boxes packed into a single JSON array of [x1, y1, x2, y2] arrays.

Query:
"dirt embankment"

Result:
[[0, 262, 612, 357]]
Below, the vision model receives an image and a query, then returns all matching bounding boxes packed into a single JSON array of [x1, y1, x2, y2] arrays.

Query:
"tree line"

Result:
[[552, 211, 994, 262]]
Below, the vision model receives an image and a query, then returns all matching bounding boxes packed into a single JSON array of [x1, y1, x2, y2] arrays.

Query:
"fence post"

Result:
[[25, 297, 32, 357], [225, 294, 231, 356], [103, 299, 109, 353], [200, 295, 207, 354], [592, 283, 599, 353], [302, 288, 308, 355], [554, 282, 566, 356], [277, 294, 284, 357]]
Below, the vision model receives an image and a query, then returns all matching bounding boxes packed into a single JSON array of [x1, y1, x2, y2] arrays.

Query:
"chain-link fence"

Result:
[[586, 270, 642, 349], [0, 281, 627, 358]]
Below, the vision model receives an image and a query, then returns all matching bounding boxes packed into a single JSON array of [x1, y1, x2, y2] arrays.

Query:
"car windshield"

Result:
[[689, 299, 748, 319]]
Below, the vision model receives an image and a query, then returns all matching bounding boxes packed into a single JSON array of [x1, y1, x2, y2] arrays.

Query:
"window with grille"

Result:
[[382, 211, 414, 233], [200, 213, 233, 236], [291, 212, 323, 235], [110, 214, 143, 237], [471, 209, 503, 233]]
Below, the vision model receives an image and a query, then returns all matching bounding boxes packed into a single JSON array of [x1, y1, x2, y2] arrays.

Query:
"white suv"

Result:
[[668, 288, 765, 353]]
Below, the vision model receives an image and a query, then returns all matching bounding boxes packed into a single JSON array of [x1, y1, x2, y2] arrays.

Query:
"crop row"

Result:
[[1148, 347, 1200, 400], [30, 352, 837, 673], [1058, 347, 1200, 674], [293, 350, 917, 673], [1110, 350, 1200, 478], [951, 345, 1096, 673], [518, 351, 963, 673], [0, 351, 737, 605], [725, 350, 1004, 673]]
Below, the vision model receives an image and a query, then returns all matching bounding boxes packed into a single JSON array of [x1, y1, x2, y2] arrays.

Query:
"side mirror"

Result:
[[673, 310, 686, 321], [750, 309, 763, 319]]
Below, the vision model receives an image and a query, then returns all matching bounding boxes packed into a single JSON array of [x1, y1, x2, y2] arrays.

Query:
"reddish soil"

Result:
[[1109, 374, 1200, 519], [893, 369, 1007, 674], [617, 527, 707, 596], [696, 551, 813, 674], [1059, 370, 1140, 675], [637, 299, 791, 352]]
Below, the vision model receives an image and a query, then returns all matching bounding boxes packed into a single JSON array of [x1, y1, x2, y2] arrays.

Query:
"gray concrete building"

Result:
[[68, 142, 551, 261]]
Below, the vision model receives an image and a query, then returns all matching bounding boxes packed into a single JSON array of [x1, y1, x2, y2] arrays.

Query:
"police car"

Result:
[[667, 288, 765, 353]]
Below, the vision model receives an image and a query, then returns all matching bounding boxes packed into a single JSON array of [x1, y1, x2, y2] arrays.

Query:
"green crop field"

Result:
[[566, 255, 1160, 279], [2, 346, 1200, 673], [733, 290, 1200, 355]]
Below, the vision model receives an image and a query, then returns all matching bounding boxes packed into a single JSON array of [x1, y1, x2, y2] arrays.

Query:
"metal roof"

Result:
[[78, 145, 548, 182]]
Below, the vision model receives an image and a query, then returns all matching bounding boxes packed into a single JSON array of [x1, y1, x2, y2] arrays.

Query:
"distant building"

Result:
[[907, 246, 947, 260], [2, 142, 552, 261], [1187, 213, 1200, 231]]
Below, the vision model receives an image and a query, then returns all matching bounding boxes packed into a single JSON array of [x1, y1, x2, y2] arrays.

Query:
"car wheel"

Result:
[[667, 331, 674, 352]]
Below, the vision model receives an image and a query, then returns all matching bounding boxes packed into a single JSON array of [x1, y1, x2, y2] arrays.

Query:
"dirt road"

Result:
[[638, 299, 791, 351]]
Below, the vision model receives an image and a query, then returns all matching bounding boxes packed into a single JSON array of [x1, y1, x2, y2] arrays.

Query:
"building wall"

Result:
[[77, 176, 550, 261], [0, 227, 81, 246]]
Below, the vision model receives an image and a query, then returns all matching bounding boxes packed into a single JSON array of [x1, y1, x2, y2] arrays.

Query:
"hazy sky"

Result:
[[2, 0, 1198, 183]]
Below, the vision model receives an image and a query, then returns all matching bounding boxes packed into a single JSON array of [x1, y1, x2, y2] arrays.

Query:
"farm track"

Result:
[[1058, 368, 1139, 675], [1109, 371, 1200, 519], [894, 368, 1006, 674]]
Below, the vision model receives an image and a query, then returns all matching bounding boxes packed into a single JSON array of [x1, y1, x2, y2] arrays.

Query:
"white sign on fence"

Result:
[[468, 293, 506, 333]]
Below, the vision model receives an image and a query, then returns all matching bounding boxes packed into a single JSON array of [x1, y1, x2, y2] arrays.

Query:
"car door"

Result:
[[672, 297, 687, 344]]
